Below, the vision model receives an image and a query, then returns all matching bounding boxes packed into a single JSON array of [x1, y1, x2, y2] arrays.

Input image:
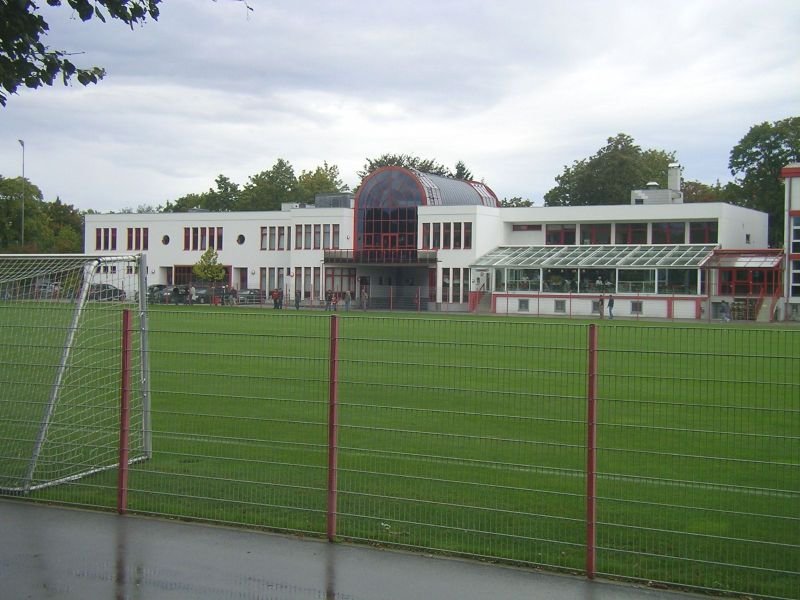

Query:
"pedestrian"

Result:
[[277, 288, 283, 309], [721, 300, 731, 322], [598, 295, 604, 319], [360, 288, 368, 311], [189, 284, 196, 306], [325, 290, 332, 311], [172, 285, 181, 305], [344, 290, 352, 311], [295, 289, 301, 310], [332, 292, 338, 311], [607, 295, 614, 319], [271, 289, 279, 309]]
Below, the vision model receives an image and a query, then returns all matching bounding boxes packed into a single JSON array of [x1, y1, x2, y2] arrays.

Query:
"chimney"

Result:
[[668, 163, 682, 192]]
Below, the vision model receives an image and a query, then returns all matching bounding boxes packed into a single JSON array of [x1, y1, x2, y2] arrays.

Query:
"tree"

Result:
[[728, 117, 800, 247], [193, 247, 225, 283], [357, 154, 453, 179], [454, 160, 473, 181], [499, 196, 533, 207], [204, 174, 240, 212], [0, 0, 161, 107], [544, 134, 676, 206], [295, 161, 348, 203], [238, 159, 297, 211]]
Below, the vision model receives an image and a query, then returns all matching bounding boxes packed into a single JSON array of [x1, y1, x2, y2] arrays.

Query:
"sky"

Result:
[[2, 0, 798, 213]]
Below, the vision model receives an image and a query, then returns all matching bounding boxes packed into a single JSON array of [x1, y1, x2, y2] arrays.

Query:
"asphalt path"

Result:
[[0, 499, 704, 600]]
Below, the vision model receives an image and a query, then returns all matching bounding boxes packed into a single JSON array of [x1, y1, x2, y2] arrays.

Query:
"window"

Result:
[[422, 223, 430, 249], [333, 224, 340, 249], [689, 221, 718, 244], [304, 225, 312, 249], [162, 235, 170, 245], [652, 222, 685, 244], [261, 227, 268, 250], [580, 224, 611, 245], [554, 299, 566, 313], [463, 222, 472, 249], [442, 223, 451, 249], [314, 225, 321, 249], [268, 227, 276, 251], [453, 222, 462, 249], [545, 224, 576, 245], [512, 224, 542, 231], [236, 234, 245, 245], [95, 228, 117, 251], [615, 223, 647, 244], [295, 225, 302, 249], [184, 227, 222, 251], [631, 300, 643, 314], [126, 227, 149, 251], [323, 224, 331, 249], [278, 227, 285, 251], [518, 299, 529, 312], [432, 223, 441, 249]]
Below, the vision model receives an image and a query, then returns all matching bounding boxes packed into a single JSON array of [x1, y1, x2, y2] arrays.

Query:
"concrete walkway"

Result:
[[1, 499, 702, 600]]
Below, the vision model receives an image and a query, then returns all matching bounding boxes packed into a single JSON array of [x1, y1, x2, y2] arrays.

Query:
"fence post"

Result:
[[327, 314, 340, 541], [586, 323, 598, 578], [117, 309, 132, 514]]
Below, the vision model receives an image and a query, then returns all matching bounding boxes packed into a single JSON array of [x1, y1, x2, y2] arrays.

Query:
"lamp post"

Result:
[[18, 139, 25, 248]]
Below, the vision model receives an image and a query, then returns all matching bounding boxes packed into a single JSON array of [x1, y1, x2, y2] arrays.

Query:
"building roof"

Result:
[[355, 167, 499, 210], [702, 249, 783, 269], [471, 244, 718, 269]]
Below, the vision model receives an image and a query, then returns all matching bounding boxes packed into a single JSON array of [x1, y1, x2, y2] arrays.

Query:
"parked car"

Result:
[[147, 284, 168, 303], [237, 288, 264, 305], [87, 283, 126, 301]]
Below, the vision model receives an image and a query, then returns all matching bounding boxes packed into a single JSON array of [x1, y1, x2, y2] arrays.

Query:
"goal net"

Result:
[[0, 254, 150, 493]]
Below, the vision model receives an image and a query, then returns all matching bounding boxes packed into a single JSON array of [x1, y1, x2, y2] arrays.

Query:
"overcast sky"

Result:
[[2, 0, 798, 213]]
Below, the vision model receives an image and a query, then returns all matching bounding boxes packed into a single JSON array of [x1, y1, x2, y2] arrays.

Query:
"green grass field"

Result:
[[2, 305, 798, 598]]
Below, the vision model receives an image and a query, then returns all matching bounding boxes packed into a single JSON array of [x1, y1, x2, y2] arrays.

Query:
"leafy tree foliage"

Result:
[[728, 117, 800, 247], [454, 160, 473, 181], [0, 176, 83, 252], [544, 134, 676, 206], [239, 159, 296, 211], [296, 161, 348, 203], [358, 154, 453, 179], [192, 247, 225, 282], [0, 0, 161, 107], [162, 159, 348, 213], [499, 196, 533, 207]]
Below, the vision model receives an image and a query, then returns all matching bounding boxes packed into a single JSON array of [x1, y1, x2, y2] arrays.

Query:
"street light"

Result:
[[18, 139, 25, 248]]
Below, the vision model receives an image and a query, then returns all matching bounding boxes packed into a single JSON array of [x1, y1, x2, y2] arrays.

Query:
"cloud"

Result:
[[1, 0, 798, 211]]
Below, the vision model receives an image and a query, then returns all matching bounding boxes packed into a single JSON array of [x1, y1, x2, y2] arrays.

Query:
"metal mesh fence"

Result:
[[1, 306, 797, 599]]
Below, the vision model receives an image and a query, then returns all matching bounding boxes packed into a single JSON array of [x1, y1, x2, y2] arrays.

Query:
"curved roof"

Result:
[[355, 167, 499, 209]]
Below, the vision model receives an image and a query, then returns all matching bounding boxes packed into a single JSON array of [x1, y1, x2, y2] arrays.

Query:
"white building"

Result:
[[85, 165, 794, 321]]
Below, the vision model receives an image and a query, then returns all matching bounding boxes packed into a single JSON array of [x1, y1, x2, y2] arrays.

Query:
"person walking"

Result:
[[295, 289, 301, 310], [344, 290, 352, 311], [360, 288, 369, 311], [607, 295, 614, 319], [189, 284, 196, 306], [598, 295, 604, 319]]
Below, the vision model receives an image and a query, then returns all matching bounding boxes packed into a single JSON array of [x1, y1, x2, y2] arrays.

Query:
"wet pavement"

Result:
[[1, 499, 702, 600]]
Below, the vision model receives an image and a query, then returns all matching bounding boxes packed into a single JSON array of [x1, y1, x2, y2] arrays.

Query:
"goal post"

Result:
[[0, 254, 151, 494]]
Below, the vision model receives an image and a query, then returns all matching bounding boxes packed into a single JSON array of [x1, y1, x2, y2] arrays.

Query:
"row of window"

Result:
[[513, 221, 719, 245], [420, 222, 473, 250]]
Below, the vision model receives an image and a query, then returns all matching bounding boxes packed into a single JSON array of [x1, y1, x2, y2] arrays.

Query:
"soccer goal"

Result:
[[0, 254, 151, 494]]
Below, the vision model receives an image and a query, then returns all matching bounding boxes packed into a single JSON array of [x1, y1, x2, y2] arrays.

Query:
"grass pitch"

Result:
[[2, 305, 798, 598]]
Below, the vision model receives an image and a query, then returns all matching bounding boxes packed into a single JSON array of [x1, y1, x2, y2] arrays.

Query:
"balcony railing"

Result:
[[324, 249, 438, 265]]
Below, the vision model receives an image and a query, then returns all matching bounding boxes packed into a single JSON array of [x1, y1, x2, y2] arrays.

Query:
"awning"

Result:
[[471, 244, 718, 269], [701, 250, 783, 269]]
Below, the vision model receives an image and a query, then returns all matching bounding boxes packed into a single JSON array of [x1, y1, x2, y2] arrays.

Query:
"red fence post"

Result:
[[586, 323, 598, 578], [327, 314, 340, 541], [117, 309, 132, 514]]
